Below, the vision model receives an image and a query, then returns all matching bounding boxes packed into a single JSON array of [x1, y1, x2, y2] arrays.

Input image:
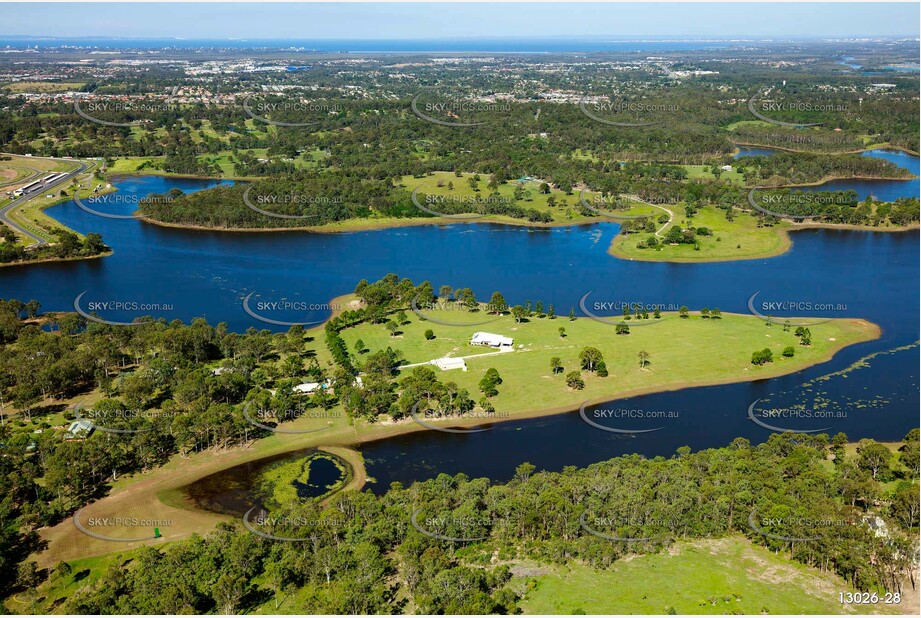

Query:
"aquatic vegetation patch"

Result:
[[259, 453, 348, 508]]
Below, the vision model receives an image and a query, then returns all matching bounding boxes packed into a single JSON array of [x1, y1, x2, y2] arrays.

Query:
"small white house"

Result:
[[433, 357, 468, 371], [470, 332, 513, 348], [293, 381, 326, 395], [293, 376, 361, 394], [720, 165, 733, 171], [64, 419, 94, 440]]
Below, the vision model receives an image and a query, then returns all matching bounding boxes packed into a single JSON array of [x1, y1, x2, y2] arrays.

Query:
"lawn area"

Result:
[[106, 157, 162, 175], [128, 125, 169, 140], [571, 149, 601, 162], [401, 171, 584, 216], [681, 164, 745, 185], [200, 152, 238, 176], [518, 536, 905, 615], [609, 204, 793, 262], [336, 304, 878, 417]]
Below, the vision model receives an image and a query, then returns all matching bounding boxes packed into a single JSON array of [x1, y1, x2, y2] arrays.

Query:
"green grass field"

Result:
[[334, 304, 877, 418], [0, 153, 71, 175], [1, 81, 85, 93], [724, 119, 773, 131], [0, 165, 35, 187], [681, 164, 745, 185], [609, 204, 793, 262], [518, 536, 905, 615], [106, 157, 161, 175]]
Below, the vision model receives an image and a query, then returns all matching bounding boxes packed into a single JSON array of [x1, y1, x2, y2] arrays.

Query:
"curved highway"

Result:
[[0, 156, 90, 246]]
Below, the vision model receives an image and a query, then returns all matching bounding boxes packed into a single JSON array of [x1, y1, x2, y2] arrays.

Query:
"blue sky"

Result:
[[1, 3, 918, 39]]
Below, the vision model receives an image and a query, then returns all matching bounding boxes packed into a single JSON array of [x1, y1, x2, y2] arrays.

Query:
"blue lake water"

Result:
[[837, 56, 863, 70], [734, 147, 919, 201], [0, 157, 917, 488], [734, 147, 780, 158]]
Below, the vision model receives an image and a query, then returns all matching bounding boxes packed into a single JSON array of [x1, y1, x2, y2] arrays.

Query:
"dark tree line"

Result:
[[37, 431, 921, 614]]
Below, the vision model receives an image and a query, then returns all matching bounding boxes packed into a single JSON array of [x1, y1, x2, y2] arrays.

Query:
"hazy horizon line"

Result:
[[2, 34, 919, 41]]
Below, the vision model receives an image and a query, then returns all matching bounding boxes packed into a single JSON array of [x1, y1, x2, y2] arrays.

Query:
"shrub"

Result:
[[566, 371, 585, 390], [751, 348, 774, 365]]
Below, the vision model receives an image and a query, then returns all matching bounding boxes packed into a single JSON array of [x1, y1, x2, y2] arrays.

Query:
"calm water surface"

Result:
[[0, 157, 917, 492], [734, 147, 919, 201]]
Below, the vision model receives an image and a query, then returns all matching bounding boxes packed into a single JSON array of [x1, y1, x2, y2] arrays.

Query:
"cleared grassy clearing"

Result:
[[400, 171, 654, 222], [519, 536, 906, 615], [1, 81, 84, 93], [681, 163, 746, 185]]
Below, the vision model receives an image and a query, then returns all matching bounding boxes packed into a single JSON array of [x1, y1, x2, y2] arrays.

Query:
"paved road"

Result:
[[0, 157, 89, 246]]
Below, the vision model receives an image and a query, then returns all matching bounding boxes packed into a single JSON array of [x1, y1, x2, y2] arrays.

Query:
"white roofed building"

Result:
[[64, 419, 94, 440], [470, 332, 513, 348], [293, 381, 326, 395], [433, 357, 468, 371], [293, 377, 360, 394]]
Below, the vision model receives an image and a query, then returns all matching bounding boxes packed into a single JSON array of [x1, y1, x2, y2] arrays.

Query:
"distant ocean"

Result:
[[0, 36, 772, 53]]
